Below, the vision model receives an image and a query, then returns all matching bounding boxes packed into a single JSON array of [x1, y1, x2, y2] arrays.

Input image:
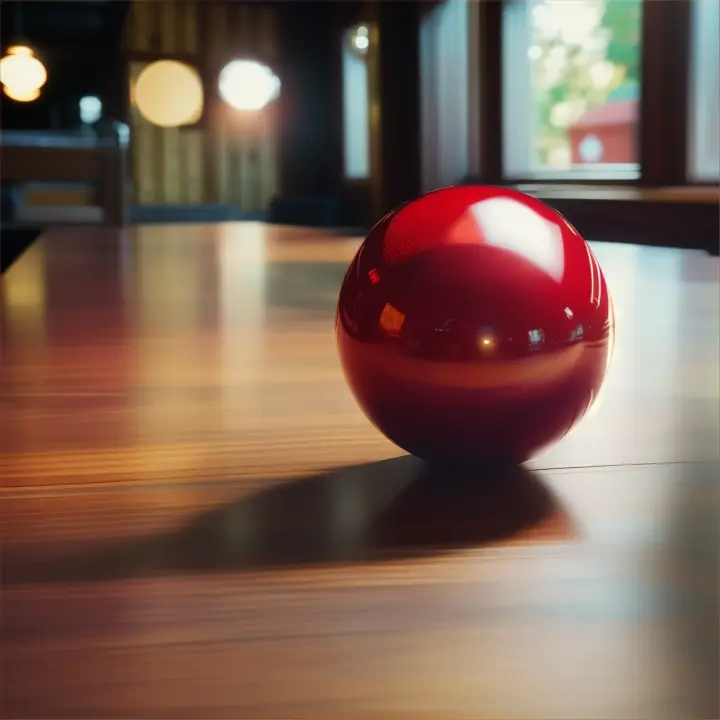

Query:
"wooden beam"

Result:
[[638, 0, 692, 186]]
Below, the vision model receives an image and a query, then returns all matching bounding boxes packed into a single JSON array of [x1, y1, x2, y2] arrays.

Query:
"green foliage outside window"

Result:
[[530, 0, 643, 167]]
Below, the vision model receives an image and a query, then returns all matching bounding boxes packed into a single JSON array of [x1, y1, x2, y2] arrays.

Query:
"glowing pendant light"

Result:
[[0, 45, 47, 102], [218, 60, 281, 111], [134, 60, 204, 127]]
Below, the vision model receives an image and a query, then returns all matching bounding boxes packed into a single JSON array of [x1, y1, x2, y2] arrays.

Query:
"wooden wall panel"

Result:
[[184, 131, 206, 205], [125, 0, 280, 211]]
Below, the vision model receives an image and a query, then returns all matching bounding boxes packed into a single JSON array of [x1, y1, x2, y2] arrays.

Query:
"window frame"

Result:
[[478, 0, 706, 187], [501, 0, 643, 183]]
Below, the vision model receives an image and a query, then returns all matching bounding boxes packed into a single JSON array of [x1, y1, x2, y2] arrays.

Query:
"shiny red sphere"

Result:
[[336, 185, 614, 464]]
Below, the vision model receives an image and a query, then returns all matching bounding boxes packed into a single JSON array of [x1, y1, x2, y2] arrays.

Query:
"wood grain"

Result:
[[516, 183, 720, 204], [1, 224, 718, 719], [125, 0, 280, 209]]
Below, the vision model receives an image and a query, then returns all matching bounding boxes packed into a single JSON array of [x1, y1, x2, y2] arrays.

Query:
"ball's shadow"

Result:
[[5, 456, 576, 585]]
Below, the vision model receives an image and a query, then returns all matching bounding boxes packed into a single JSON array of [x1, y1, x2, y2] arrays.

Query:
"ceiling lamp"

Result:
[[134, 60, 204, 128], [0, 45, 47, 102], [218, 60, 281, 111], [351, 25, 370, 54], [79, 95, 103, 125]]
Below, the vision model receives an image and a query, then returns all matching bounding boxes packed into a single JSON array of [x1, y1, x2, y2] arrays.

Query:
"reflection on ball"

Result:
[[336, 185, 614, 464]]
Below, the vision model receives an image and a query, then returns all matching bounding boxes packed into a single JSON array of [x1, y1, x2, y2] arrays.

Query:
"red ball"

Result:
[[336, 185, 615, 465]]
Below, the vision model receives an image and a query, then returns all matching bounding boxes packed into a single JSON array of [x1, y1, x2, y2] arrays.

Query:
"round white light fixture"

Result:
[[218, 60, 280, 111], [352, 25, 370, 53], [134, 60, 204, 127], [79, 95, 102, 124], [0, 45, 47, 102]]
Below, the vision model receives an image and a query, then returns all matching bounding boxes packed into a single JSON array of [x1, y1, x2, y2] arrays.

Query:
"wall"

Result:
[[274, 1, 343, 199], [376, 1, 422, 214], [125, 0, 280, 211], [419, 0, 480, 193]]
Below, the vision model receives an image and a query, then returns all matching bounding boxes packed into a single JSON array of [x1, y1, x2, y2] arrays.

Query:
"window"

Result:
[[688, 0, 720, 181], [342, 25, 372, 180], [503, 0, 643, 179]]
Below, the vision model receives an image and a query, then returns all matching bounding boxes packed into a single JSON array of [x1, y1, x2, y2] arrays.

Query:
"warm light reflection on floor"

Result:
[[2, 244, 47, 347]]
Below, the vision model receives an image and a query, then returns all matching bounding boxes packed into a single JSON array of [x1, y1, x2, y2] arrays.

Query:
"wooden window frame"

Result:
[[473, 0, 715, 188]]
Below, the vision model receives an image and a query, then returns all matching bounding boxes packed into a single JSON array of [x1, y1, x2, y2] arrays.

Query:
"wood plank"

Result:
[[123, 0, 281, 211], [515, 183, 719, 204], [0, 147, 103, 183], [24, 187, 97, 207], [1, 224, 718, 720]]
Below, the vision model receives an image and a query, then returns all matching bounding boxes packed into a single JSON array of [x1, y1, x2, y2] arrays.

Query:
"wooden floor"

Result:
[[2, 223, 719, 720]]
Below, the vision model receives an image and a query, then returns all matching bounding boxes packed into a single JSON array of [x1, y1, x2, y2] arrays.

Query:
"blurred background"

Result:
[[1, 0, 718, 270], [1, 5, 718, 718]]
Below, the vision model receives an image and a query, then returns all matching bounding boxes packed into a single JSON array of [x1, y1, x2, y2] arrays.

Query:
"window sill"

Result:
[[505, 165, 640, 183], [505, 184, 718, 255], [514, 184, 718, 205]]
